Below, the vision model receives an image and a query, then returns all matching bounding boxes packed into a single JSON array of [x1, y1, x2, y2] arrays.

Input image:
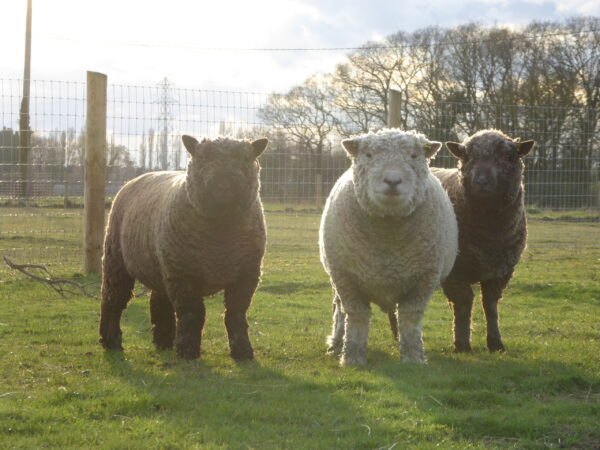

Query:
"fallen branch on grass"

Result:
[[3, 255, 96, 298]]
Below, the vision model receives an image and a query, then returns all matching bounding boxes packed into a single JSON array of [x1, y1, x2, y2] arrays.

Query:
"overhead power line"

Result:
[[41, 27, 600, 53]]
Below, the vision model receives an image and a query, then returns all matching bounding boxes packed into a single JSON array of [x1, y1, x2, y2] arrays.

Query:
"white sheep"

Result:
[[319, 129, 458, 366]]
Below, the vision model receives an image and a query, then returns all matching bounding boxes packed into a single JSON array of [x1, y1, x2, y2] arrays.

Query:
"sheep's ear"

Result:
[[341, 139, 359, 158], [423, 141, 442, 159], [251, 137, 269, 158], [445, 141, 467, 159], [516, 139, 535, 158], [182, 135, 200, 156]]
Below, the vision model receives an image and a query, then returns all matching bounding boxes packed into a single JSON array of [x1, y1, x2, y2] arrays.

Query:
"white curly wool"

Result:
[[319, 129, 458, 366]]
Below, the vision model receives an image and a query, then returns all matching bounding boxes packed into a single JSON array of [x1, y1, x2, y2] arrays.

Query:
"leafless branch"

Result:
[[3, 255, 97, 298]]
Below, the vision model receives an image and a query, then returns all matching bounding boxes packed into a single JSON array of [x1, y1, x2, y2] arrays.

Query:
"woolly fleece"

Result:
[[319, 129, 458, 366], [99, 135, 268, 361], [433, 129, 534, 352]]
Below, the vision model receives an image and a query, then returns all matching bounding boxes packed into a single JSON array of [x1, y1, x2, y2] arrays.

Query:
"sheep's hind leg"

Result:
[[388, 310, 399, 342], [481, 278, 508, 352], [396, 302, 427, 363], [150, 289, 176, 350], [443, 280, 474, 352], [99, 248, 134, 351], [224, 272, 259, 361], [326, 293, 345, 356]]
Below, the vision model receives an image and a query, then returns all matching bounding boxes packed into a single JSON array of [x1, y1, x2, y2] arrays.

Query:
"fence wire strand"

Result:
[[0, 79, 598, 275]]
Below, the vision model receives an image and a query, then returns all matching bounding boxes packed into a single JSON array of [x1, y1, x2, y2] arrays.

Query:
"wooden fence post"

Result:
[[597, 181, 600, 223], [84, 71, 107, 274], [387, 88, 402, 128], [315, 173, 323, 208]]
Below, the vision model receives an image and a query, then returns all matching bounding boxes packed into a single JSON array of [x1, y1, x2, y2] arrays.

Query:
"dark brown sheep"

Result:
[[99, 135, 269, 360], [435, 129, 534, 352]]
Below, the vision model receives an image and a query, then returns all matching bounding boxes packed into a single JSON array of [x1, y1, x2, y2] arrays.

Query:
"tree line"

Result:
[[258, 17, 600, 208], [1, 17, 598, 208]]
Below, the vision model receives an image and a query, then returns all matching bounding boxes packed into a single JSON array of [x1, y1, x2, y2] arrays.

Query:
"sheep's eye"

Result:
[[411, 153, 417, 159], [365, 153, 372, 158]]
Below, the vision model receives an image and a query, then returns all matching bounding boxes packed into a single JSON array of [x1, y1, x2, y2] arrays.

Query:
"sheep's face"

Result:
[[342, 130, 441, 217], [446, 130, 534, 205], [182, 135, 269, 217]]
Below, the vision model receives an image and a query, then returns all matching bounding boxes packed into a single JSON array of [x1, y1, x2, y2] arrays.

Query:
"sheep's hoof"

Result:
[[401, 354, 427, 364], [99, 319, 123, 350], [230, 347, 254, 361], [176, 344, 200, 360], [152, 333, 175, 350], [400, 345, 427, 363], [99, 334, 123, 351], [340, 343, 367, 367], [453, 341, 472, 353], [152, 327, 175, 350], [154, 342, 174, 351], [230, 339, 254, 361], [340, 355, 367, 367], [326, 340, 342, 357], [326, 346, 341, 357], [487, 338, 506, 353]]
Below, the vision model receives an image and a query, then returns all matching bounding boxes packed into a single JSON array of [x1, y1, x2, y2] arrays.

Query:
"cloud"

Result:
[[0, 0, 597, 92], [554, 0, 600, 14]]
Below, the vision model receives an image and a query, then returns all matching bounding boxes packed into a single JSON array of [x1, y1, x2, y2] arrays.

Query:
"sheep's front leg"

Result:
[[334, 280, 370, 366], [224, 272, 259, 361], [341, 310, 371, 367], [170, 283, 206, 360], [149, 289, 176, 350], [396, 302, 427, 363], [326, 292, 345, 356], [481, 277, 509, 352]]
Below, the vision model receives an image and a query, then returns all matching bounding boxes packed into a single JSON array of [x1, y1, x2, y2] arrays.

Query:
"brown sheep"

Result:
[[387, 129, 535, 352], [435, 129, 535, 352], [99, 135, 269, 360]]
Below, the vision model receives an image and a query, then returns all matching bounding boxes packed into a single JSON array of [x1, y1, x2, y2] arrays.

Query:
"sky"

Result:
[[1, 0, 599, 93]]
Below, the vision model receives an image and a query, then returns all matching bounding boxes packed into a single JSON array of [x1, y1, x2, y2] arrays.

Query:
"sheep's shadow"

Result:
[[368, 348, 600, 446], [98, 302, 395, 447], [101, 295, 599, 447], [101, 348, 393, 447]]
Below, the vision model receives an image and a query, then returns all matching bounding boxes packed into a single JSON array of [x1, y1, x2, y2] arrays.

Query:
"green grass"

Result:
[[0, 205, 599, 448], [526, 207, 599, 222]]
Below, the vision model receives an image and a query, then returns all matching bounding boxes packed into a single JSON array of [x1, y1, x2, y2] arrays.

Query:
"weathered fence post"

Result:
[[315, 173, 323, 208], [387, 88, 402, 128], [597, 181, 600, 223], [84, 71, 107, 274]]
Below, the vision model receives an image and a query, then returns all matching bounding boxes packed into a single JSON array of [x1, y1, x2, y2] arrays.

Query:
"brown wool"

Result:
[[436, 129, 535, 352], [99, 135, 269, 361]]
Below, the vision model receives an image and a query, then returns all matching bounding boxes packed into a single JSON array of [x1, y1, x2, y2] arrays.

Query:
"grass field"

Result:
[[1, 205, 599, 448]]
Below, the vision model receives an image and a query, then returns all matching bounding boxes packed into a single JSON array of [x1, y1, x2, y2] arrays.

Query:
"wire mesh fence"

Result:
[[1, 78, 598, 276]]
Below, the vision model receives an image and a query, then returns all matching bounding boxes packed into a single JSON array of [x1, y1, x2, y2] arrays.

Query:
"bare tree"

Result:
[[259, 75, 337, 205], [330, 33, 423, 136], [260, 75, 336, 159], [259, 18, 600, 207]]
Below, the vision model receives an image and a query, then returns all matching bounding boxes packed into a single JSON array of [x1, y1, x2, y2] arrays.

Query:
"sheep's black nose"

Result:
[[475, 174, 490, 187], [215, 178, 236, 192], [384, 176, 403, 188]]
